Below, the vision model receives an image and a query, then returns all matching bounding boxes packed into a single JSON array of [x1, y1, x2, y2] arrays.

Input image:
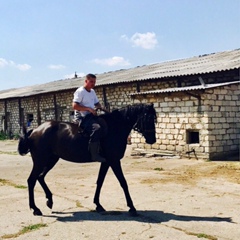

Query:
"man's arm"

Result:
[[72, 102, 97, 115], [94, 102, 109, 113]]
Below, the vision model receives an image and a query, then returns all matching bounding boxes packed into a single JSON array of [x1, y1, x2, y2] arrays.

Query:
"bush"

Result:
[[0, 131, 8, 140]]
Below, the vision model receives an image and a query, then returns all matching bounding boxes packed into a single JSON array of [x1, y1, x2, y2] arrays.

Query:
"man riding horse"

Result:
[[72, 73, 108, 162]]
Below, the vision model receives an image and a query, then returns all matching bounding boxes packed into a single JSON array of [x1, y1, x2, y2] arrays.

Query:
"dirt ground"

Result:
[[0, 140, 240, 240]]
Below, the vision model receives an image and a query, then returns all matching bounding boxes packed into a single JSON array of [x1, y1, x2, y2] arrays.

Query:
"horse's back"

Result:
[[29, 121, 91, 162]]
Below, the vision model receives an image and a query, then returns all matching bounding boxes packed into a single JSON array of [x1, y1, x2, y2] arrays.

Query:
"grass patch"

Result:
[[0, 178, 27, 189], [1, 223, 47, 239], [76, 200, 84, 208], [171, 226, 217, 240], [0, 151, 18, 155], [196, 233, 217, 239], [0, 178, 9, 184], [187, 231, 217, 240], [154, 167, 164, 171], [15, 185, 27, 189]]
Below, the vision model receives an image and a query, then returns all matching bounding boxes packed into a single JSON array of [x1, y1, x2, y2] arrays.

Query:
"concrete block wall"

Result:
[[0, 70, 238, 160], [21, 97, 39, 129], [207, 84, 240, 159], [55, 91, 75, 121], [130, 92, 210, 159], [96, 80, 176, 111], [130, 83, 240, 160], [98, 83, 136, 109], [6, 99, 20, 135]]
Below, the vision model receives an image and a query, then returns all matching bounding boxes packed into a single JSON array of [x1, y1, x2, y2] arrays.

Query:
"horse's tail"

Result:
[[18, 126, 33, 156]]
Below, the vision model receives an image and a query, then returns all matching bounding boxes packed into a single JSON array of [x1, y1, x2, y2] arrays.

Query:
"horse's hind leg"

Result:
[[94, 163, 109, 212], [38, 156, 59, 210], [111, 161, 137, 216], [28, 164, 43, 216]]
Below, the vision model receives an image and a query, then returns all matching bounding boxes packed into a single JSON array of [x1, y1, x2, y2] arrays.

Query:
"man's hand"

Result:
[[88, 108, 97, 115], [100, 108, 110, 113], [95, 107, 110, 114]]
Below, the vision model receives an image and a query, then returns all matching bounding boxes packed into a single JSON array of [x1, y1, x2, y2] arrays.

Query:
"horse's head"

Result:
[[133, 103, 157, 145]]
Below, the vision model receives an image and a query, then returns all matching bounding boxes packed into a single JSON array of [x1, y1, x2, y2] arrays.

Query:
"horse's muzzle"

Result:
[[146, 137, 156, 145]]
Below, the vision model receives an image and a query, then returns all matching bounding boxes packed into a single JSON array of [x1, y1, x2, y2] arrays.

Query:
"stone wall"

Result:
[[0, 70, 239, 159], [130, 92, 210, 159], [130, 83, 240, 160], [21, 97, 39, 129], [207, 84, 240, 159]]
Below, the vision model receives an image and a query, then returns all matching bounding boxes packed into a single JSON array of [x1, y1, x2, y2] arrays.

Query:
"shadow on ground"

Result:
[[44, 210, 233, 224]]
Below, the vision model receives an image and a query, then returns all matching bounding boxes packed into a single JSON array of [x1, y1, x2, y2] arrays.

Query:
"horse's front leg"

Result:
[[38, 168, 53, 210], [38, 157, 59, 210], [28, 166, 43, 216], [111, 160, 137, 216], [94, 162, 109, 213]]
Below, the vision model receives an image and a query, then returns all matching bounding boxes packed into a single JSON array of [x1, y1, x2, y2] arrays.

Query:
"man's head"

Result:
[[84, 73, 97, 90]]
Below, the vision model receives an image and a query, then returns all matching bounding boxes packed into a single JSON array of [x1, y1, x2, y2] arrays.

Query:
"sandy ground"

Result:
[[0, 140, 240, 240]]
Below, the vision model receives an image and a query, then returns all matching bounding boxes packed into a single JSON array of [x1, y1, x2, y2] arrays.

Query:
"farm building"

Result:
[[0, 49, 239, 160]]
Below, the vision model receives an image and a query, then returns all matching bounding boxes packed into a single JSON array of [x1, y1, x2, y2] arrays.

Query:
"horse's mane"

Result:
[[117, 103, 156, 120], [98, 104, 144, 122]]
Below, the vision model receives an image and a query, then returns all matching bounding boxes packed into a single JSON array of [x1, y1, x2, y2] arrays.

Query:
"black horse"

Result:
[[18, 103, 157, 216]]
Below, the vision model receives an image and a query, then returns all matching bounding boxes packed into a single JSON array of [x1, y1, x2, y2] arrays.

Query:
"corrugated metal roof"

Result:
[[0, 49, 239, 100], [128, 81, 240, 96]]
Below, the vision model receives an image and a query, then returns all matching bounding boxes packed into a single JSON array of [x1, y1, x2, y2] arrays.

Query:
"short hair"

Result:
[[86, 73, 96, 79]]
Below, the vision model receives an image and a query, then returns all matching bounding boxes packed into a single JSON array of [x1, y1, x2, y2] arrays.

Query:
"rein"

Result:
[[133, 113, 155, 135], [119, 103, 156, 136]]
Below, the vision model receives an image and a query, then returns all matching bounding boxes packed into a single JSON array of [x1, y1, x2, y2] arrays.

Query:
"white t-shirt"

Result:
[[73, 86, 99, 118]]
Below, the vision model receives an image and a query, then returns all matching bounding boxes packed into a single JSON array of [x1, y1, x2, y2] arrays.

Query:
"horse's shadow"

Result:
[[44, 210, 233, 224]]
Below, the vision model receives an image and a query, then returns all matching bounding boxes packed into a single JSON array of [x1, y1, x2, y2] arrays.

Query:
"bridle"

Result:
[[119, 104, 156, 136], [133, 112, 155, 135]]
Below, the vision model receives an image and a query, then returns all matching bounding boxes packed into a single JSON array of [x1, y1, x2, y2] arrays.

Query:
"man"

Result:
[[72, 73, 106, 162]]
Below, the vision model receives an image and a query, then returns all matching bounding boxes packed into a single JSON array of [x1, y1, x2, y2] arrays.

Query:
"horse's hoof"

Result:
[[96, 206, 106, 213], [46, 200, 53, 209], [33, 209, 43, 216], [129, 209, 138, 217]]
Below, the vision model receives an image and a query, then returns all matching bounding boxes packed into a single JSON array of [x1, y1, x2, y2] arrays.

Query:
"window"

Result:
[[186, 130, 199, 144], [27, 113, 34, 127]]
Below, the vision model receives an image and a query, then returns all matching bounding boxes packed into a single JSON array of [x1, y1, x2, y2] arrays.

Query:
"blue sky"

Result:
[[0, 0, 239, 90]]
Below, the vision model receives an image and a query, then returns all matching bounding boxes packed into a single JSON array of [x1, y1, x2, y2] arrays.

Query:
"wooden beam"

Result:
[[37, 96, 41, 125], [4, 100, 7, 132], [53, 94, 57, 121]]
